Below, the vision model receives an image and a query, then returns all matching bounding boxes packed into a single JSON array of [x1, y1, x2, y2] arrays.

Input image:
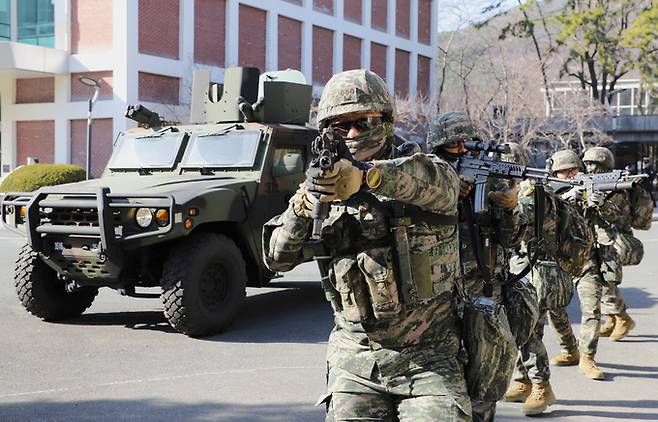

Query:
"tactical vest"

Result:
[[320, 194, 459, 322]]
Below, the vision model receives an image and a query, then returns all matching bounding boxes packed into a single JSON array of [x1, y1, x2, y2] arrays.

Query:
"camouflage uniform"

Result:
[[428, 113, 521, 422], [263, 70, 471, 422], [549, 151, 624, 359]]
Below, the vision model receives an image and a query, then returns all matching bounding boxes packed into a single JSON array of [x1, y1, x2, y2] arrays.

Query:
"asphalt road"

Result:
[[0, 225, 657, 421]]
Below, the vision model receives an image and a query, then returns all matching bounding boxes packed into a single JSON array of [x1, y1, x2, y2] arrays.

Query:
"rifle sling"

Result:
[[351, 191, 458, 226]]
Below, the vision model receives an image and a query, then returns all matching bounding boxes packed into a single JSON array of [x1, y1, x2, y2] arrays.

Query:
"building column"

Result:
[[301, 20, 313, 84], [53, 74, 69, 163], [334, 0, 344, 73], [180, 0, 194, 108], [112, 0, 139, 135], [53, 0, 70, 50], [226, 0, 239, 67], [386, 0, 395, 93], [429, 0, 438, 98], [266, 9, 278, 72], [0, 77, 16, 173], [362, 0, 372, 69]]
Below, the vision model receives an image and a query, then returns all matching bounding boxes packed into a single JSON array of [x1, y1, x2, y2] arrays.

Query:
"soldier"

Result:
[[582, 147, 649, 341], [547, 149, 622, 380], [262, 70, 471, 421], [426, 112, 520, 422], [503, 143, 565, 415]]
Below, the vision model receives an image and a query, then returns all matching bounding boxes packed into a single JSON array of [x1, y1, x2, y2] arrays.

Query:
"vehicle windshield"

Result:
[[107, 132, 186, 170], [180, 130, 262, 169]]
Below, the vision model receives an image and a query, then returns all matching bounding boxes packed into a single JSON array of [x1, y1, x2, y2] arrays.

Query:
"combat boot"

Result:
[[579, 353, 604, 380], [521, 381, 556, 416], [610, 311, 635, 341], [599, 315, 616, 337], [504, 381, 532, 402], [550, 350, 580, 366]]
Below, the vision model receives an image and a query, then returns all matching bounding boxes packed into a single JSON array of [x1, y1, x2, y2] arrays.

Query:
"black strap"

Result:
[[349, 191, 458, 226], [404, 206, 459, 226], [461, 199, 493, 288]]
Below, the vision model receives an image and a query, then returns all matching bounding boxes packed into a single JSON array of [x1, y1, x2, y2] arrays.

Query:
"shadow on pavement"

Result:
[[57, 283, 333, 344], [620, 287, 658, 309], [597, 362, 658, 380], [0, 399, 322, 422]]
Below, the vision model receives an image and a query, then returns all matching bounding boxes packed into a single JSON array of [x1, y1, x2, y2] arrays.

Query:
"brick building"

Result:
[[0, 0, 437, 177]]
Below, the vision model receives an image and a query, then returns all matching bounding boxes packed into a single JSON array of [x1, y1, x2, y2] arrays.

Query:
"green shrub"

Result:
[[0, 164, 86, 193]]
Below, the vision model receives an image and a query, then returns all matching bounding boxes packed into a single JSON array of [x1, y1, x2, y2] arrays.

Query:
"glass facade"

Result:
[[17, 0, 54, 47], [0, 0, 10, 41]]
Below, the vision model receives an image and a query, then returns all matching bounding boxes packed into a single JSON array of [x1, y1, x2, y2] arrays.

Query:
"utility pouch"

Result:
[[410, 252, 433, 301], [332, 257, 372, 322], [534, 261, 573, 310], [390, 216, 416, 303], [357, 248, 402, 320], [462, 296, 516, 402], [613, 230, 644, 266]]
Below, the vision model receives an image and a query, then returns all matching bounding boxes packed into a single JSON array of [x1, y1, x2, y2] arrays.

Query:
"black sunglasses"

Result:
[[330, 116, 383, 134]]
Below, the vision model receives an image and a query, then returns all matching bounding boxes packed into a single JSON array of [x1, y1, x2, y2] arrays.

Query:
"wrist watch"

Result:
[[363, 166, 383, 191]]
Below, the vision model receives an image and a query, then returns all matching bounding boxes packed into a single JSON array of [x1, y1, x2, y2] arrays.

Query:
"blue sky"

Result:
[[438, 0, 519, 32]]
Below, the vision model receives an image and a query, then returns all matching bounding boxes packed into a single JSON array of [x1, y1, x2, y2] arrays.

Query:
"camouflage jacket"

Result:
[[559, 184, 623, 279], [263, 149, 463, 387]]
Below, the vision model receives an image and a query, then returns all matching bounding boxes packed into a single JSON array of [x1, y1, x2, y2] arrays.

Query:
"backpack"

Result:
[[631, 185, 653, 230], [613, 230, 644, 266], [554, 196, 594, 277]]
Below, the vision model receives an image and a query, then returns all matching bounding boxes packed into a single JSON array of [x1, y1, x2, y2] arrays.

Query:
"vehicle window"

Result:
[[107, 132, 186, 170], [181, 130, 261, 169]]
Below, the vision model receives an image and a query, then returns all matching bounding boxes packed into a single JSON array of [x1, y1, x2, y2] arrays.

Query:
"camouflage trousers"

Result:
[[513, 310, 550, 384], [326, 366, 472, 422], [601, 283, 627, 315], [471, 400, 495, 422], [549, 268, 603, 356]]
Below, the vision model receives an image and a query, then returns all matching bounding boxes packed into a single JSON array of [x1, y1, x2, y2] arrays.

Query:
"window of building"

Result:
[[0, 0, 10, 41], [17, 0, 54, 47]]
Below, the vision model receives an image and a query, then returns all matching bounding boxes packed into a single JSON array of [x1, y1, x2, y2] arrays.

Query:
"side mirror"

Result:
[[272, 153, 304, 177]]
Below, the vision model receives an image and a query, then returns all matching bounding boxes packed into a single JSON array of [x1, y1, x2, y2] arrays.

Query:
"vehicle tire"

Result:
[[14, 243, 98, 321], [160, 232, 247, 337]]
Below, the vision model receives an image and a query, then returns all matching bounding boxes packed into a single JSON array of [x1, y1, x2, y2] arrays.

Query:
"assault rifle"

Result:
[[571, 169, 647, 196], [308, 127, 358, 239], [458, 141, 572, 215]]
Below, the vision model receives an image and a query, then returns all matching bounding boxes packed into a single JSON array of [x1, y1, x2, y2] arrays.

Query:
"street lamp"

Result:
[[78, 76, 101, 179]]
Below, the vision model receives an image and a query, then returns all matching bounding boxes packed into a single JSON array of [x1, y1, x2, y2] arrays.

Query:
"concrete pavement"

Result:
[[0, 224, 657, 421]]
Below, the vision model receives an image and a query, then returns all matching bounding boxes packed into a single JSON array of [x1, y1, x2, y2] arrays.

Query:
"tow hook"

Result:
[[65, 279, 81, 293]]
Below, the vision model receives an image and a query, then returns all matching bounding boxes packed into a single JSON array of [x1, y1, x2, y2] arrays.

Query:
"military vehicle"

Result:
[[1, 67, 316, 337]]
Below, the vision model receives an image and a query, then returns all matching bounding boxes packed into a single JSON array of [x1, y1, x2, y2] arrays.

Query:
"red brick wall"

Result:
[[138, 72, 180, 104], [70, 118, 113, 178], [70, 71, 113, 102], [313, 26, 333, 84], [344, 0, 362, 23], [418, 0, 432, 45], [396, 0, 410, 39], [194, 0, 225, 66], [16, 121, 55, 166], [139, 0, 180, 59], [15, 78, 55, 104], [343, 35, 361, 71], [278, 16, 302, 71], [370, 42, 387, 81], [395, 49, 410, 97], [417, 55, 431, 98], [371, 0, 387, 31], [239, 5, 266, 71], [314, 0, 334, 15], [70, 0, 113, 53]]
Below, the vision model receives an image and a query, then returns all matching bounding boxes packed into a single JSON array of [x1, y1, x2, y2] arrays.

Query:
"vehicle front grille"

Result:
[[40, 207, 99, 227]]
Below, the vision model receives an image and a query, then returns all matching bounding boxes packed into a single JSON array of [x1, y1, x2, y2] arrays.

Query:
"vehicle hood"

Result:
[[34, 174, 258, 204]]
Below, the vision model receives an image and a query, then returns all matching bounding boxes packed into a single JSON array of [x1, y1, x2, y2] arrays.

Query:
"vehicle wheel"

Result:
[[14, 243, 98, 321], [160, 233, 247, 337]]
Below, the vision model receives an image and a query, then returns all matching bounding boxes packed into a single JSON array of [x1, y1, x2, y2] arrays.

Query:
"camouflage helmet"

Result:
[[501, 142, 530, 165], [582, 146, 614, 170], [550, 149, 583, 172], [426, 112, 479, 152], [316, 69, 395, 128]]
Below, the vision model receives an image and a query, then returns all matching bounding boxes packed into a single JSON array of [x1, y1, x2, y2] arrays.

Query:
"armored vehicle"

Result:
[[1, 67, 316, 337]]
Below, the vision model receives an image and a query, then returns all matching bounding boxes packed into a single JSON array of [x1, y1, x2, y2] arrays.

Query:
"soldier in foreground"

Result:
[[582, 147, 651, 341], [548, 150, 622, 380], [427, 112, 520, 422], [263, 70, 471, 421]]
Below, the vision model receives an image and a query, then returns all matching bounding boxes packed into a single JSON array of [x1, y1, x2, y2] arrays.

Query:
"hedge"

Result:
[[0, 164, 86, 193]]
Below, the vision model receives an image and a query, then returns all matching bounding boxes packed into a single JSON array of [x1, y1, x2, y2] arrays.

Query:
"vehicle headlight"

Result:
[[135, 208, 153, 228]]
